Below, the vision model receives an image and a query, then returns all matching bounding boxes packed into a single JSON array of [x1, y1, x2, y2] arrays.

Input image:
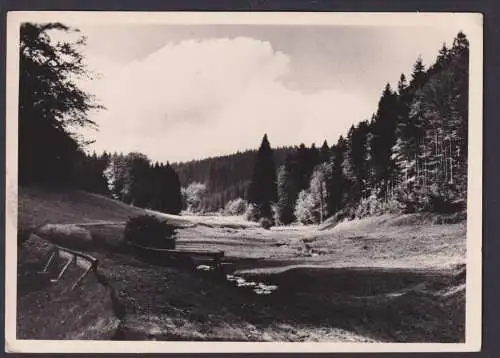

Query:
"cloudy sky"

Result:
[[66, 22, 462, 163]]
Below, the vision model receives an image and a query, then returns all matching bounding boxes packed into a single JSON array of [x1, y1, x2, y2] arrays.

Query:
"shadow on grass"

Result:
[[236, 265, 465, 342]]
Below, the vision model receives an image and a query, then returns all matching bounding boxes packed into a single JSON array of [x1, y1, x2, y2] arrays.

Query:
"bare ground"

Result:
[[15, 187, 466, 342]]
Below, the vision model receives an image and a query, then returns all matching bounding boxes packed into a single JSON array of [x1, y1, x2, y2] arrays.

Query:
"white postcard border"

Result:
[[5, 11, 483, 353]]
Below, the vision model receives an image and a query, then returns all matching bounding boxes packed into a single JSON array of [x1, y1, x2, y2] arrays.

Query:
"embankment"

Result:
[[17, 234, 122, 340]]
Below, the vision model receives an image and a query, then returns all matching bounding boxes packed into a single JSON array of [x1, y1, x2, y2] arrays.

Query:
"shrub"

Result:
[[224, 198, 248, 216], [244, 203, 261, 222], [271, 203, 281, 226], [294, 190, 319, 224], [182, 182, 208, 213], [124, 215, 176, 249], [393, 183, 465, 214], [354, 193, 402, 218], [259, 217, 273, 229]]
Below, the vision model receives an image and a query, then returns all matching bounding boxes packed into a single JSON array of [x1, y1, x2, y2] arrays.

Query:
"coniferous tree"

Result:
[[294, 144, 311, 191], [276, 153, 300, 224], [103, 153, 182, 214], [247, 134, 278, 220], [343, 121, 370, 204], [368, 83, 399, 197], [308, 143, 320, 169], [325, 138, 347, 215], [320, 140, 330, 163], [162, 163, 183, 214], [172, 147, 293, 212], [390, 32, 468, 212], [410, 56, 427, 89]]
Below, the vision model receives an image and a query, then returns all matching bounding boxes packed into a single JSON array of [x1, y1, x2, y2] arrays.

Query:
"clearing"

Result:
[[16, 186, 466, 342]]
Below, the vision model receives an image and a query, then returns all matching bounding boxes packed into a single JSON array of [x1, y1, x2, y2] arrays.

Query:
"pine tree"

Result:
[[368, 83, 399, 197], [343, 121, 370, 203], [389, 32, 469, 212], [397, 73, 407, 95], [320, 140, 330, 163], [247, 134, 278, 220], [326, 137, 347, 215], [410, 56, 426, 89], [162, 164, 183, 214]]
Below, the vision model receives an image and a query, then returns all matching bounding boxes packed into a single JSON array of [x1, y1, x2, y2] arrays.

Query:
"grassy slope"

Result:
[[17, 234, 120, 339], [18, 186, 146, 230], [16, 186, 466, 342]]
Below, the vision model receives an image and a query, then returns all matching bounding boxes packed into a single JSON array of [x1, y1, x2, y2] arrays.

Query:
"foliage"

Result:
[[293, 31, 468, 221], [294, 190, 317, 225], [104, 153, 182, 214], [325, 139, 348, 216], [258, 217, 273, 230], [293, 163, 331, 225], [247, 134, 278, 221], [19, 22, 103, 185], [182, 182, 208, 213], [172, 147, 294, 212], [244, 203, 261, 222], [354, 192, 402, 218], [224, 198, 249, 216], [276, 156, 299, 225], [390, 32, 469, 211], [124, 215, 176, 249], [70, 31, 468, 225]]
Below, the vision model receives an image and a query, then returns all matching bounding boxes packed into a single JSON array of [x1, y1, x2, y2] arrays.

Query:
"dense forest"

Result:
[[173, 31, 469, 224], [18, 23, 183, 215], [19, 22, 469, 225], [267, 31, 469, 224], [171, 147, 294, 211]]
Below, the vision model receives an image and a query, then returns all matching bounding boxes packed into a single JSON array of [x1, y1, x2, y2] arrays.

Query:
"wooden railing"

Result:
[[37, 242, 98, 290]]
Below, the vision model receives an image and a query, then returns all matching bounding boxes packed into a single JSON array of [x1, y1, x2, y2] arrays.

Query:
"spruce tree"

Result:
[[342, 121, 370, 204], [368, 83, 399, 195], [276, 153, 300, 224], [326, 138, 347, 215], [320, 140, 330, 163], [162, 164, 183, 215], [248, 134, 278, 220]]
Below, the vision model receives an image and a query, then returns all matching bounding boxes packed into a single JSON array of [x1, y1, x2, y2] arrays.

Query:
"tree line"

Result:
[[18, 23, 183, 215], [18, 22, 468, 224], [71, 151, 183, 214], [171, 147, 293, 212]]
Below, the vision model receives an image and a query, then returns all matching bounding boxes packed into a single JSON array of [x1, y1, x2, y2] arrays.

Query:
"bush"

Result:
[[294, 190, 319, 224], [124, 215, 177, 249], [182, 182, 208, 213], [271, 203, 281, 226], [259, 217, 273, 229], [354, 192, 402, 218], [394, 183, 464, 214], [224, 198, 248, 216]]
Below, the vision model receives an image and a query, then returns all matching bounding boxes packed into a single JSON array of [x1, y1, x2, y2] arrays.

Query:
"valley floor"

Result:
[[15, 187, 466, 342]]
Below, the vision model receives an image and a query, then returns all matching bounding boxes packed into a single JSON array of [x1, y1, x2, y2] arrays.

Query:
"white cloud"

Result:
[[80, 37, 372, 162]]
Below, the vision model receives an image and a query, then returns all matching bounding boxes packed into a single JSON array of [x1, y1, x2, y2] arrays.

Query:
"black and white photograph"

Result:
[[5, 12, 482, 353]]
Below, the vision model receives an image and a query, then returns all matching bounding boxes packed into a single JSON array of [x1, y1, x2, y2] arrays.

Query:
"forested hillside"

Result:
[[270, 31, 469, 224], [169, 31, 469, 223], [19, 21, 468, 225], [171, 147, 294, 211]]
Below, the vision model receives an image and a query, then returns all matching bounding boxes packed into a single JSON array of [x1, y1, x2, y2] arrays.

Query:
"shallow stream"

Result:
[[195, 264, 278, 295]]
